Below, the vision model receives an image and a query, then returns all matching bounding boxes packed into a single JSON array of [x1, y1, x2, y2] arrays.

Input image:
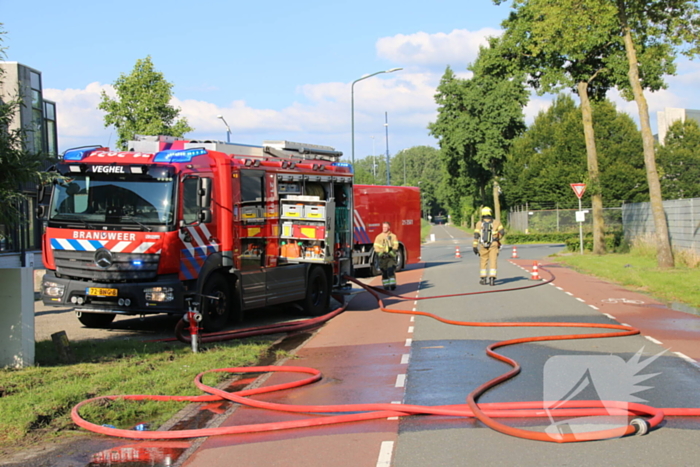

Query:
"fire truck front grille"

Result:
[[53, 250, 160, 282]]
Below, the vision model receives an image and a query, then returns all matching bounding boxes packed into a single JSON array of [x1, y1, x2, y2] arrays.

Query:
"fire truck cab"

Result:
[[41, 136, 354, 331]]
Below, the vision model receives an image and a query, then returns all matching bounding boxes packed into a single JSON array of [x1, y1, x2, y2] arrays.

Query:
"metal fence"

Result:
[[508, 206, 622, 233], [622, 198, 700, 253], [508, 198, 700, 253]]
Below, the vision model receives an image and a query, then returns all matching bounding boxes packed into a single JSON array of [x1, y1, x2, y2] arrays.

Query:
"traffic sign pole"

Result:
[[570, 183, 586, 255]]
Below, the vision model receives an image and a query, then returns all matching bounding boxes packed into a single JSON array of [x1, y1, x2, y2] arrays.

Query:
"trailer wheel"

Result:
[[200, 274, 232, 332], [370, 251, 382, 277], [77, 312, 116, 328], [395, 245, 405, 271], [303, 267, 330, 317]]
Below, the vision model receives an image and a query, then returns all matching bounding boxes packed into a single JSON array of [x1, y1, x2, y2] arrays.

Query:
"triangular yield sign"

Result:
[[570, 183, 586, 199]]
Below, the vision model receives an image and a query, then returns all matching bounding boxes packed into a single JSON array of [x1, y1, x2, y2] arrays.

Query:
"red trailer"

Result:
[[352, 184, 421, 276]]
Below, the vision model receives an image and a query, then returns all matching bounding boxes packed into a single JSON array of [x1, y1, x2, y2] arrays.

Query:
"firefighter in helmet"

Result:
[[473, 207, 505, 286], [374, 221, 400, 290]]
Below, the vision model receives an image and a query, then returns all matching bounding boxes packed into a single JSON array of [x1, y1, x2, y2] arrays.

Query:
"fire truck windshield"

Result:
[[49, 174, 175, 227]]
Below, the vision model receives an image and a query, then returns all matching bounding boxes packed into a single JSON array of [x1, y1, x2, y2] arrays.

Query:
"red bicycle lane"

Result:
[[181, 264, 425, 467], [511, 259, 700, 364]]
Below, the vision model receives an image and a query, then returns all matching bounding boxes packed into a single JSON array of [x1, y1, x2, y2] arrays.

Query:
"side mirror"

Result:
[[36, 205, 47, 219], [198, 208, 212, 224], [197, 177, 212, 209]]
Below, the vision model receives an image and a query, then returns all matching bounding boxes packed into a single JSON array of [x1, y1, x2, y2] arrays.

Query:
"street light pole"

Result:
[[351, 67, 402, 166], [217, 115, 232, 143]]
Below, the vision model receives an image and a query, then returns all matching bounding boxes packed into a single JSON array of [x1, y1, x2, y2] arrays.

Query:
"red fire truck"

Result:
[[40, 136, 421, 332], [352, 184, 421, 276]]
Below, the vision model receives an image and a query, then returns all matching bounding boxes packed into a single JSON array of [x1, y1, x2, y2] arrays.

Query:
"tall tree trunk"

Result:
[[492, 176, 501, 223], [618, 5, 674, 268], [577, 81, 606, 255]]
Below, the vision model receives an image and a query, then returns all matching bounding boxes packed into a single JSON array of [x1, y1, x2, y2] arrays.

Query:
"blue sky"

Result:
[[3, 0, 700, 157]]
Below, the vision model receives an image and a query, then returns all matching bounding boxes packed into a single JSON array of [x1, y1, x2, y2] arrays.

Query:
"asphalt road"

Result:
[[394, 224, 700, 467], [25, 225, 700, 466]]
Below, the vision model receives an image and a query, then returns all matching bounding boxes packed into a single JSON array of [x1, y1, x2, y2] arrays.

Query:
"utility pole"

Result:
[[371, 135, 376, 180], [384, 112, 390, 185]]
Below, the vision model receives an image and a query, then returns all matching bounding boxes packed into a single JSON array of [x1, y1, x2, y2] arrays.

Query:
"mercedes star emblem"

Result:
[[94, 248, 114, 269]]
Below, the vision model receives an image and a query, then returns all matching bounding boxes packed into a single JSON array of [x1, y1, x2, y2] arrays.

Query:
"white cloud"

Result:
[[44, 30, 700, 157], [43, 82, 114, 149], [376, 28, 502, 69]]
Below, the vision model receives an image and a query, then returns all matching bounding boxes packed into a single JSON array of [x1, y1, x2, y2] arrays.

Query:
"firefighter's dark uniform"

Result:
[[473, 208, 505, 286], [374, 230, 399, 290]]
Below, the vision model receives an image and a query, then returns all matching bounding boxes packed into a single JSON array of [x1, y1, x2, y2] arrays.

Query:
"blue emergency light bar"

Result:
[[331, 162, 354, 173], [154, 148, 208, 163], [63, 148, 95, 161]]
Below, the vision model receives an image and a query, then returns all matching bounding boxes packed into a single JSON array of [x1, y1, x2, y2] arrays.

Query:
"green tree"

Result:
[[613, 0, 700, 268], [428, 67, 477, 224], [429, 37, 527, 223], [657, 119, 700, 199], [390, 146, 446, 218], [99, 56, 193, 149], [348, 154, 386, 185], [0, 24, 55, 228], [503, 95, 647, 210], [496, 0, 638, 254]]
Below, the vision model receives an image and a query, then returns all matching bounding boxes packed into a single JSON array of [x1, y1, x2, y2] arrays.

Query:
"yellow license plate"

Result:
[[87, 287, 118, 297]]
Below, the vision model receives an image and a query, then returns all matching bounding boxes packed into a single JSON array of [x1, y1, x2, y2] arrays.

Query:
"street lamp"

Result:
[[351, 67, 402, 166], [217, 115, 232, 143]]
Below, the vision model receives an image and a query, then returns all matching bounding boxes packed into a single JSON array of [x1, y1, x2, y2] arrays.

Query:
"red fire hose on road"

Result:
[[72, 266, 700, 442]]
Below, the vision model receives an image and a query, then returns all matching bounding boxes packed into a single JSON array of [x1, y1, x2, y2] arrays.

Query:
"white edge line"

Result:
[[408, 326, 414, 334], [674, 351, 696, 363], [401, 354, 410, 364], [376, 441, 394, 467], [576, 298, 585, 302], [603, 313, 616, 320], [589, 305, 599, 310], [644, 335, 663, 345], [388, 401, 401, 420], [395, 374, 406, 388], [405, 338, 412, 347]]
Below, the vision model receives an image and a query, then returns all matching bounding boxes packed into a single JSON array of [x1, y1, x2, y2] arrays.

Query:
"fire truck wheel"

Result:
[[77, 312, 116, 328], [303, 267, 330, 317], [200, 274, 232, 332]]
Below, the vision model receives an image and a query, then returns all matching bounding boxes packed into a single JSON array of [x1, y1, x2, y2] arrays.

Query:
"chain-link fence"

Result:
[[508, 206, 622, 234]]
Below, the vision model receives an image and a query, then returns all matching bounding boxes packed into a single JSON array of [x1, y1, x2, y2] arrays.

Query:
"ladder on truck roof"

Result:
[[127, 135, 343, 162], [262, 140, 343, 162]]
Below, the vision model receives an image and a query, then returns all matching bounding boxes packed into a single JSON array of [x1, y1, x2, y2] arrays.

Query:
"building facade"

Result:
[[0, 62, 58, 268], [657, 107, 700, 145]]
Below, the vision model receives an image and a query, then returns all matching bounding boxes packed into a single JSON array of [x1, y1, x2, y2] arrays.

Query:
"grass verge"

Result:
[[0, 336, 276, 452], [553, 253, 700, 310]]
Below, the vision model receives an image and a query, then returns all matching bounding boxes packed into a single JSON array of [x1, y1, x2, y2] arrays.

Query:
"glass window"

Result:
[[30, 71, 41, 91], [182, 177, 199, 224], [32, 108, 43, 154], [44, 101, 55, 120], [49, 173, 176, 226], [25, 197, 39, 250], [45, 120, 57, 156], [241, 170, 264, 202], [0, 224, 9, 251], [32, 90, 42, 109]]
